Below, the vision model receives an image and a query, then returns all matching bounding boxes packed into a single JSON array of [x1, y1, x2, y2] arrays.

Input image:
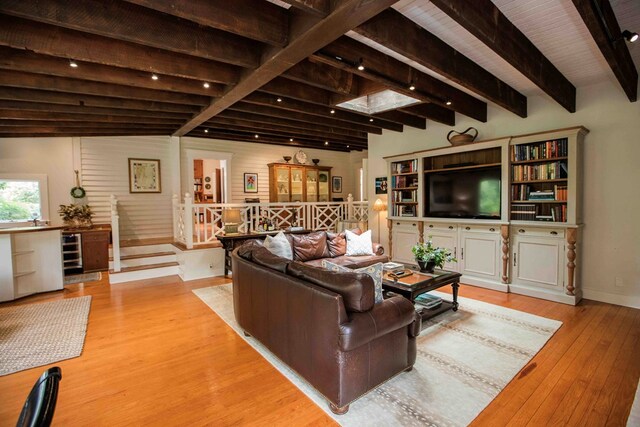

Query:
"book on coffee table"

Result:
[[415, 293, 442, 309]]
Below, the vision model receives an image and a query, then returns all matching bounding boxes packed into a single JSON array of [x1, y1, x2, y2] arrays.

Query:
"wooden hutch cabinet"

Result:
[[268, 163, 332, 202]]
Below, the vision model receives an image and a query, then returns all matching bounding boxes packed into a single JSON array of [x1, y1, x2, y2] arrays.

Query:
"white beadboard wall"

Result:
[[180, 137, 366, 203], [80, 136, 175, 240]]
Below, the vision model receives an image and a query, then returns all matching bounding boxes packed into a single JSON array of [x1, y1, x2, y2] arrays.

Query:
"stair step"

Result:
[[110, 251, 175, 261], [110, 261, 179, 274]]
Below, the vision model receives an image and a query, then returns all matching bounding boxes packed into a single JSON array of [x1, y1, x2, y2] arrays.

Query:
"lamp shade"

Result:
[[372, 198, 386, 212], [222, 208, 242, 223]]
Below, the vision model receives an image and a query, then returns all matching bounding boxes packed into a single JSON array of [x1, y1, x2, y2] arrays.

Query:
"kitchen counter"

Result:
[[0, 225, 66, 235]]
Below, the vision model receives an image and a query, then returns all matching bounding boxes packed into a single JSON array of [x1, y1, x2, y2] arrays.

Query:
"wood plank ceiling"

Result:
[[0, 0, 636, 152]]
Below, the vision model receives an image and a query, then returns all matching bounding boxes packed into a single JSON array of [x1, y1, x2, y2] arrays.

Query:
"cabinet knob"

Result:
[[396, 222, 400, 225], [412, 223, 416, 227], [550, 231, 558, 235], [465, 226, 470, 231], [518, 229, 525, 233], [489, 228, 495, 232], [429, 225, 433, 228], [448, 226, 454, 230]]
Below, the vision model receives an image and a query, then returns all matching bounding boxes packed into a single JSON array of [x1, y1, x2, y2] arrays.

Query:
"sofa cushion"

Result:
[[287, 262, 374, 312], [345, 229, 374, 256], [251, 246, 291, 273], [326, 228, 364, 258], [322, 260, 384, 303], [291, 231, 330, 261], [236, 239, 264, 260], [263, 231, 293, 260]]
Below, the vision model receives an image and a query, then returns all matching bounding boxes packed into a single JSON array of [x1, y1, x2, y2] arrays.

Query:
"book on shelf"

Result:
[[510, 204, 536, 221], [393, 204, 417, 217], [511, 160, 567, 181], [511, 138, 568, 161], [391, 159, 418, 174]]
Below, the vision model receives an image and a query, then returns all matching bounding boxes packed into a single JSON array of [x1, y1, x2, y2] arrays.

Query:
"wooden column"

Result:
[[501, 225, 510, 283], [418, 221, 424, 243], [566, 228, 577, 295], [387, 219, 393, 259]]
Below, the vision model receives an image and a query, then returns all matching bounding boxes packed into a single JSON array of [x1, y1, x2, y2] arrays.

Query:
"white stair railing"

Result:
[[110, 195, 121, 272]]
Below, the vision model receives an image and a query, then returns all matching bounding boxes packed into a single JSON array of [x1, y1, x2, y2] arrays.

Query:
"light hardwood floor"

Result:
[[0, 274, 638, 426]]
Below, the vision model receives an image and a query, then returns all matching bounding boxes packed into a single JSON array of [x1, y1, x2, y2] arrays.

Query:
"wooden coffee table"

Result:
[[382, 268, 462, 321]]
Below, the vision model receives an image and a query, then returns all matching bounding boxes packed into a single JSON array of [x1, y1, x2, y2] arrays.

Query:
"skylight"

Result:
[[337, 90, 421, 114]]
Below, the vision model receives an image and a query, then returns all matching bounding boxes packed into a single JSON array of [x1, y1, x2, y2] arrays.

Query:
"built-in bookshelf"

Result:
[[390, 159, 419, 217], [510, 138, 569, 222]]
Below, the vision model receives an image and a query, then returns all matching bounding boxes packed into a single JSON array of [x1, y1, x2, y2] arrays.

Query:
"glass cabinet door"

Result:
[[318, 170, 330, 202], [305, 169, 318, 202], [275, 166, 290, 202], [290, 167, 304, 202]]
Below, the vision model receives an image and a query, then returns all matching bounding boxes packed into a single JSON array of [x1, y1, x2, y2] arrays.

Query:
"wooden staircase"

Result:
[[109, 239, 179, 284]]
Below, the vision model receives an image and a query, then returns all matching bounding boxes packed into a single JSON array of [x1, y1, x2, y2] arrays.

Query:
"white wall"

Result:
[[0, 137, 75, 226], [181, 137, 364, 202], [368, 79, 640, 306]]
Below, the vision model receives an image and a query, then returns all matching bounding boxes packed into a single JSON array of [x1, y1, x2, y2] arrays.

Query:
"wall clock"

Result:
[[295, 150, 308, 164]]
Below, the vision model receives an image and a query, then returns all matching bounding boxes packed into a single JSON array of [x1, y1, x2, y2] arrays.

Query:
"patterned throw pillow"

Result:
[[322, 260, 383, 303], [345, 229, 374, 256], [263, 231, 293, 260]]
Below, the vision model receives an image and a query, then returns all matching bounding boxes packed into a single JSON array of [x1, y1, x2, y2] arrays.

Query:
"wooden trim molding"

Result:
[[418, 221, 424, 244], [387, 219, 393, 258], [566, 228, 577, 295], [501, 224, 509, 283]]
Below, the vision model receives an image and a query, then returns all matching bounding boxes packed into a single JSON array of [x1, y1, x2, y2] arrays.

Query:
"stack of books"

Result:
[[415, 293, 442, 309], [383, 262, 405, 274], [529, 190, 555, 200]]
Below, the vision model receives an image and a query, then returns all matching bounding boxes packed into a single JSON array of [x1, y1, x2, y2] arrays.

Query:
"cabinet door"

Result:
[[459, 230, 500, 280], [318, 170, 330, 202], [290, 167, 304, 202], [512, 235, 564, 289], [82, 231, 110, 272], [305, 169, 318, 202], [391, 222, 420, 265], [424, 224, 458, 271], [275, 166, 290, 202]]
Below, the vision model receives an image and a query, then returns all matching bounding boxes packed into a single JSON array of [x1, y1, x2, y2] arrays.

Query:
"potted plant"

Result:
[[58, 204, 93, 228], [411, 237, 457, 273]]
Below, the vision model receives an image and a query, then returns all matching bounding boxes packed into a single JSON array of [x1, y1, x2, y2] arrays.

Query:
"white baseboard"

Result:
[[582, 289, 640, 309], [460, 275, 509, 293]]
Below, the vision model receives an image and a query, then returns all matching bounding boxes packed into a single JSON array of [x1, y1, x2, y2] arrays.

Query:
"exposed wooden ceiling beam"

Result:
[[218, 110, 368, 140], [374, 110, 426, 129], [400, 103, 455, 126], [0, 15, 239, 84], [317, 36, 486, 121], [0, 120, 182, 129], [193, 131, 353, 152], [243, 92, 402, 132], [0, 47, 224, 97], [0, 126, 176, 134], [329, 78, 387, 106], [354, 9, 527, 117], [0, 0, 260, 68], [0, 87, 199, 114], [260, 78, 333, 106], [281, 0, 330, 17], [229, 102, 382, 134], [0, 130, 174, 137], [571, 0, 638, 102], [0, 70, 211, 105], [429, 0, 576, 112], [283, 60, 359, 96], [123, 0, 288, 46], [0, 110, 183, 124], [173, 0, 400, 136], [206, 116, 367, 146]]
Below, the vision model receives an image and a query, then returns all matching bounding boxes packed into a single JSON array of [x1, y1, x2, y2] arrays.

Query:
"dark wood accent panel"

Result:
[[430, 0, 576, 112], [354, 9, 527, 117], [79, 229, 110, 272]]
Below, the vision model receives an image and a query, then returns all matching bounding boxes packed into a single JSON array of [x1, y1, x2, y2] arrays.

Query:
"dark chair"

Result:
[[16, 367, 62, 427]]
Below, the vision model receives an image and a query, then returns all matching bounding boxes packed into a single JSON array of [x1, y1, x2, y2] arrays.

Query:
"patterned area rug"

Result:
[[194, 285, 561, 426], [64, 272, 101, 285], [0, 296, 91, 376]]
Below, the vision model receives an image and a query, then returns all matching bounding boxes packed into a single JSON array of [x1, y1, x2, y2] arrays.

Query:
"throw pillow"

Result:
[[263, 231, 293, 260], [345, 229, 374, 256], [322, 260, 383, 303]]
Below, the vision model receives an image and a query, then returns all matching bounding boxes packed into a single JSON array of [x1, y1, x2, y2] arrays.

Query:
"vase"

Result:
[[417, 260, 436, 273]]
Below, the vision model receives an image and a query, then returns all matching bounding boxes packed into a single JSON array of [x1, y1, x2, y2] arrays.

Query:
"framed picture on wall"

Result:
[[244, 173, 258, 193], [375, 176, 388, 194], [332, 176, 342, 193], [128, 158, 161, 193]]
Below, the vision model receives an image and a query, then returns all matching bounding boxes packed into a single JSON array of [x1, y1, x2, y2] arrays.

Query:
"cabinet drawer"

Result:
[[424, 223, 457, 232], [392, 221, 420, 231], [513, 227, 565, 239], [459, 224, 500, 234]]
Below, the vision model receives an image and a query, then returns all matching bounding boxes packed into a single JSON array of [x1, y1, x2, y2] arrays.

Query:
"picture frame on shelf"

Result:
[[244, 173, 258, 193], [332, 176, 342, 193], [375, 176, 388, 194], [128, 158, 161, 193]]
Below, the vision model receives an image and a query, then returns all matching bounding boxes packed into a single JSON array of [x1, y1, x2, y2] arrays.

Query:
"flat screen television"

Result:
[[425, 167, 501, 219]]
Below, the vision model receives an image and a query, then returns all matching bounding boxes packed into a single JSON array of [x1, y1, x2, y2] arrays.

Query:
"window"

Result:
[[0, 174, 49, 225]]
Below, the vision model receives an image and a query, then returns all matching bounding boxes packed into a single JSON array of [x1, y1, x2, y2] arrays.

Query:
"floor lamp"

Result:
[[372, 198, 387, 241]]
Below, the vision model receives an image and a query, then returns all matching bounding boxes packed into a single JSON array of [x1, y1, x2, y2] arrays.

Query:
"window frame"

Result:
[[0, 173, 50, 227]]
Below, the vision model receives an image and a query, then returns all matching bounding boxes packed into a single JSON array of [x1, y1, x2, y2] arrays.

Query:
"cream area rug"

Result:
[[194, 285, 561, 426], [0, 296, 92, 376]]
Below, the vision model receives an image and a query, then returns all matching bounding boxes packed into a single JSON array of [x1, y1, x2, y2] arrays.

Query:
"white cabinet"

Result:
[[459, 225, 501, 282], [424, 223, 458, 270], [390, 221, 420, 265]]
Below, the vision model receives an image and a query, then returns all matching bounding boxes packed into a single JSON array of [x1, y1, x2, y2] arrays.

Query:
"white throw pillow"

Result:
[[345, 229, 374, 256], [322, 260, 383, 303], [263, 231, 293, 260]]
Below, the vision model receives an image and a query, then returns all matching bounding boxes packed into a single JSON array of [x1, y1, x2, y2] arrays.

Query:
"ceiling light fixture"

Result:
[[346, 145, 350, 148], [204, 129, 209, 133], [369, 118, 374, 122], [409, 81, 416, 91], [277, 97, 282, 102], [151, 74, 159, 81], [446, 100, 452, 106], [203, 82, 210, 89], [324, 141, 329, 146], [330, 109, 335, 114], [254, 134, 259, 138], [357, 58, 365, 71], [69, 60, 78, 68], [622, 30, 639, 43]]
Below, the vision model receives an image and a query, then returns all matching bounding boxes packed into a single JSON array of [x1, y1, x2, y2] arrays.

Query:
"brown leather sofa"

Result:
[[232, 243, 421, 415]]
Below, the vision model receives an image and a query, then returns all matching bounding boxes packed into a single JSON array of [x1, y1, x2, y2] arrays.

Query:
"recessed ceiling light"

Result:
[[151, 74, 159, 81], [409, 81, 416, 91], [324, 141, 329, 146], [255, 134, 259, 138], [204, 129, 209, 133], [446, 100, 452, 106], [330, 109, 335, 114], [622, 30, 639, 43], [203, 82, 210, 89], [346, 145, 350, 148], [335, 56, 343, 61], [277, 97, 282, 102], [357, 58, 365, 71], [369, 118, 374, 122], [69, 60, 78, 68], [289, 138, 293, 142]]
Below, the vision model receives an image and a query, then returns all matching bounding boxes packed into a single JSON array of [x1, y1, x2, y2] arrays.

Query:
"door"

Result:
[[290, 167, 304, 202], [305, 169, 318, 202], [424, 223, 458, 271], [391, 221, 420, 265], [512, 235, 564, 289], [318, 170, 330, 202], [275, 166, 290, 202], [459, 228, 500, 281]]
